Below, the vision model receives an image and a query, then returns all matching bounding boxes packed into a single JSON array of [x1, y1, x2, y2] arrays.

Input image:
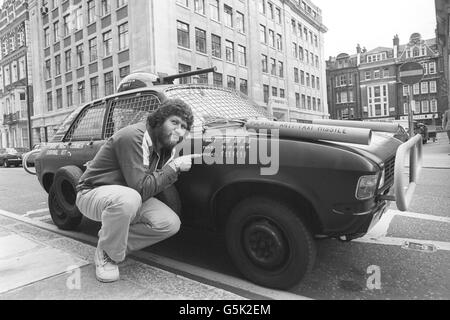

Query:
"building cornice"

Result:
[[282, 0, 328, 33]]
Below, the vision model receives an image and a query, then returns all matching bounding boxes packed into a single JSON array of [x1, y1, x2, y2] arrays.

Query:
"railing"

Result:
[[393, 134, 423, 211]]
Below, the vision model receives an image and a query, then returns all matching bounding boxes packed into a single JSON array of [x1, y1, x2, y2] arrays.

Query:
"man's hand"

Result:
[[168, 154, 203, 172]]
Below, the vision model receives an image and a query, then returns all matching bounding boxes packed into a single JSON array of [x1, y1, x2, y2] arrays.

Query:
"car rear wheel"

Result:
[[225, 197, 316, 289], [49, 166, 84, 230]]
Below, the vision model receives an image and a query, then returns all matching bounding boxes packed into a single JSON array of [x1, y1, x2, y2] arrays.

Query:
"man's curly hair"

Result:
[[147, 98, 194, 131]]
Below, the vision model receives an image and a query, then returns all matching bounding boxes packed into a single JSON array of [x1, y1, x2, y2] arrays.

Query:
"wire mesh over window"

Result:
[[163, 85, 270, 129], [65, 102, 107, 141], [104, 93, 161, 139]]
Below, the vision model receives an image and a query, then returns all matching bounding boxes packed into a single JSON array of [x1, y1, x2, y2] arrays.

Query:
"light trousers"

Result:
[[76, 185, 181, 262]]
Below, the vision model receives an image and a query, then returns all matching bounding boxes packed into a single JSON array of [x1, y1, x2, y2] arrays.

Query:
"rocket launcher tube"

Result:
[[245, 120, 372, 145], [312, 119, 400, 133]]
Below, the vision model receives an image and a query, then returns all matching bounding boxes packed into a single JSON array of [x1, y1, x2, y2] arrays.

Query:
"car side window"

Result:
[[64, 101, 107, 142], [104, 93, 161, 139]]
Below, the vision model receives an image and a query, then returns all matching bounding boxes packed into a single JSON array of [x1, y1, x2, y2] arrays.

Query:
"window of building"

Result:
[[294, 68, 299, 83], [301, 94, 306, 109], [117, 0, 128, 7], [316, 77, 320, 90], [270, 58, 276, 75], [403, 102, 409, 115], [75, 7, 83, 30], [269, 29, 275, 47], [306, 73, 310, 86], [403, 85, 409, 96], [44, 28, 50, 47], [421, 82, 428, 94], [260, 25, 266, 43], [227, 75, 236, 89], [18, 57, 25, 80], [280, 88, 285, 98], [63, 15, 70, 36], [65, 50, 71, 72], [431, 99, 438, 112], [413, 83, 420, 95], [295, 93, 300, 108], [101, 0, 111, 16], [47, 92, 53, 111], [236, 12, 245, 33], [429, 62, 436, 74], [224, 5, 233, 28], [430, 81, 437, 93], [368, 85, 389, 117], [225, 40, 234, 62], [300, 70, 305, 85], [103, 31, 112, 57], [89, 38, 97, 62], [55, 54, 61, 76], [194, 0, 205, 14], [259, 0, 266, 14], [177, 63, 193, 83], [196, 68, 208, 84], [414, 101, 420, 114], [238, 45, 246, 66], [118, 23, 129, 51], [178, 63, 191, 84], [213, 72, 223, 86], [268, 2, 274, 19], [211, 34, 221, 58], [45, 60, 51, 79], [76, 44, 84, 67], [177, 21, 190, 48], [261, 54, 268, 73], [292, 42, 298, 58], [299, 46, 304, 61], [278, 61, 284, 78], [272, 87, 277, 96], [119, 66, 130, 79], [78, 81, 85, 104], [53, 21, 59, 42], [240, 79, 248, 95], [365, 71, 371, 80], [275, 7, 281, 23], [311, 75, 315, 88], [104, 71, 114, 96], [374, 70, 380, 79], [263, 84, 269, 103], [276, 34, 282, 51], [210, 0, 219, 21], [56, 88, 63, 109], [90, 77, 99, 100], [195, 28, 207, 53], [88, 0, 96, 24], [421, 100, 429, 113], [66, 85, 73, 107]]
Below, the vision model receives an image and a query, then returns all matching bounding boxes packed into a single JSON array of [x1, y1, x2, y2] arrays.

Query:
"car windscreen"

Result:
[[163, 85, 270, 129], [51, 106, 84, 142]]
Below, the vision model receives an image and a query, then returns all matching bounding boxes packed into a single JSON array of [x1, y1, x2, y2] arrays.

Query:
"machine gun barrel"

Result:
[[155, 66, 217, 84]]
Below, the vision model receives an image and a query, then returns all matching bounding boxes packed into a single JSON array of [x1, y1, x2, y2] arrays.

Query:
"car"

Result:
[[29, 68, 421, 289], [0, 147, 26, 167]]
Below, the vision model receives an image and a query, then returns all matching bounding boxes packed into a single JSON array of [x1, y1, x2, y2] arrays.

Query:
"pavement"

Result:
[[0, 132, 448, 301]]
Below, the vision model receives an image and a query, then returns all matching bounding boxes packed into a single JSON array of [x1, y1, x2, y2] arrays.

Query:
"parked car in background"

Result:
[[0, 147, 26, 167]]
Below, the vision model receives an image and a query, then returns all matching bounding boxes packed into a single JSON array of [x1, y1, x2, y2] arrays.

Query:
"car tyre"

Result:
[[49, 184, 83, 230], [50, 166, 84, 230], [225, 196, 316, 289]]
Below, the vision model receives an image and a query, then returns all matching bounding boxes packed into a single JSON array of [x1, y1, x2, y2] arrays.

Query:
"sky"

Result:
[[312, 0, 437, 58]]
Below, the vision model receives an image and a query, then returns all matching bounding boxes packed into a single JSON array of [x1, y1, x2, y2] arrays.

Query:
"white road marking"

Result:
[[24, 208, 49, 217], [390, 210, 450, 224], [354, 236, 450, 252], [365, 210, 397, 238]]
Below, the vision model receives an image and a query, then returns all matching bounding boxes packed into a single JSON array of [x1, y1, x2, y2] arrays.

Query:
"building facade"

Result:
[[326, 33, 447, 126], [26, 0, 329, 144], [0, 0, 32, 149], [326, 52, 361, 120], [435, 0, 450, 117]]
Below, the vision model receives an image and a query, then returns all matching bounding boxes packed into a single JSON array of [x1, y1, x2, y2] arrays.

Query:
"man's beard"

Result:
[[156, 127, 181, 151]]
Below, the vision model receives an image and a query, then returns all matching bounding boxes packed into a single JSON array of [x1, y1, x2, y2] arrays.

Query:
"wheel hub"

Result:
[[243, 219, 288, 269]]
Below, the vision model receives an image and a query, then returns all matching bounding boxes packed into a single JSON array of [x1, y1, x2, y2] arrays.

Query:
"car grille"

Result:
[[384, 156, 396, 187]]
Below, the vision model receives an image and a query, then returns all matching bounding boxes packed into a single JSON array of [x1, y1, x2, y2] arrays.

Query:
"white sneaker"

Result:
[[94, 247, 119, 283]]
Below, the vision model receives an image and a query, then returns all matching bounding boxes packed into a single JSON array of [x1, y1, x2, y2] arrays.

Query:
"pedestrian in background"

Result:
[[76, 98, 200, 283], [443, 109, 450, 144]]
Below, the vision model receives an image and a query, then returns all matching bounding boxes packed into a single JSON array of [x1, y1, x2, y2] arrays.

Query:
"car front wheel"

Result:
[[225, 196, 316, 290]]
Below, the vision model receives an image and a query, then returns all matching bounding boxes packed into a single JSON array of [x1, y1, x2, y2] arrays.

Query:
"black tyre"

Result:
[[49, 166, 84, 230], [225, 197, 316, 289], [49, 184, 83, 230], [156, 184, 182, 217]]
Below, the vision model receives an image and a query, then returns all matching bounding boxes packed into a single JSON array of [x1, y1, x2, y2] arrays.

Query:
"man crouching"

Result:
[[76, 98, 199, 282]]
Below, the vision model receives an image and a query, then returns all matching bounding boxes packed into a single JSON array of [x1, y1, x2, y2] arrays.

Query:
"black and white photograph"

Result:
[[0, 0, 449, 306]]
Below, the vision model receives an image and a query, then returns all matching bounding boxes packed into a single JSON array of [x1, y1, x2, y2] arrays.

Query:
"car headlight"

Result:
[[355, 174, 379, 200]]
